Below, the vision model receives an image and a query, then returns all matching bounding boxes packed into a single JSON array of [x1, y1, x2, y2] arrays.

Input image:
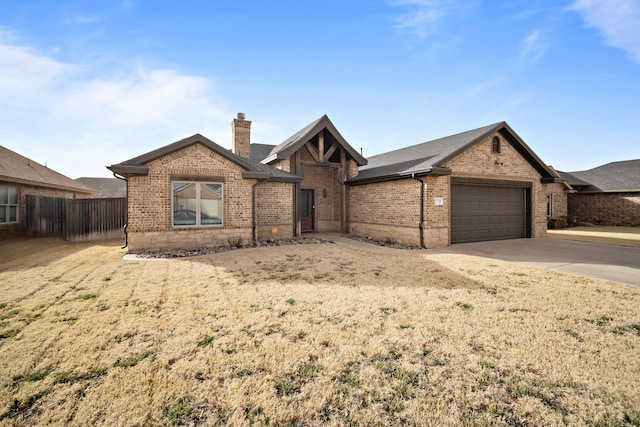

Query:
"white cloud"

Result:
[[571, 0, 640, 63], [519, 29, 546, 64], [0, 33, 234, 178], [390, 0, 455, 38]]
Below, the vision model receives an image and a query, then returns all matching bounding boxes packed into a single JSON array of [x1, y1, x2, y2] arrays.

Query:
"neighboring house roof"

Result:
[[0, 145, 94, 194], [261, 115, 368, 166], [563, 159, 640, 192], [556, 171, 591, 187], [76, 177, 126, 198], [107, 134, 302, 183], [347, 121, 559, 185]]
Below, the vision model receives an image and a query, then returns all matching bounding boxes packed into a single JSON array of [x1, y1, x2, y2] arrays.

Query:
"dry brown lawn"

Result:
[[0, 239, 639, 426], [548, 227, 640, 248]]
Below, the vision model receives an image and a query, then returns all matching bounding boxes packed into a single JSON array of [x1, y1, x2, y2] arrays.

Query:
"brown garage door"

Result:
[[451, 184, 526, 244]]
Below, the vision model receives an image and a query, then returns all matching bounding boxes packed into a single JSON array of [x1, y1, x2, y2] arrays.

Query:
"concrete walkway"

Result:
[[318, 233, 640, 287]]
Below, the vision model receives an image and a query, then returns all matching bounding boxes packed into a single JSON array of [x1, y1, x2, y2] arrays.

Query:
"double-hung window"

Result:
[[0, 185, 19, 224], [172, 182, 223, 227]]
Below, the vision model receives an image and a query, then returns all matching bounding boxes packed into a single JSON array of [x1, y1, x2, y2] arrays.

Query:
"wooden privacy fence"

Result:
[[26, 196, 126, 242]]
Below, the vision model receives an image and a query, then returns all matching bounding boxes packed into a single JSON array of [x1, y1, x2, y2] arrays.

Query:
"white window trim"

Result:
[[171, 181, 223, 228], [0, 185, 19, 224], [547, 194, 553, 217]]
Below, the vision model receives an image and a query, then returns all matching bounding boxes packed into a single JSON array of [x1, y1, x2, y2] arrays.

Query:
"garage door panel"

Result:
[[451, 184, 526, 244]]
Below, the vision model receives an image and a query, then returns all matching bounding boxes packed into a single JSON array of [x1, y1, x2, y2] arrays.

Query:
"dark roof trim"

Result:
[[108, 134, 263, 176], [497, 125, 556, 182], [435, 121, 556, 182], [241, 171, 271, 180], [106, 164, 149, 175], [263, 115, 367, 166], [0, 175, 95, 194], [346, 166, 451, 186]]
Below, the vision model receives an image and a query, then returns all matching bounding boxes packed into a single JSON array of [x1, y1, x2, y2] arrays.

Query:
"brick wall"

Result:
[[546, 183, 568, 218], [0, 181, 89, 240], [424, 175, 450, 247], [347, 179, 422, 246], [346, 131, 550, 247], [445, 132, 547, 239], [126, 143, 257, 252], [568, 192, 640, 226], [256, 181, 295, 239]]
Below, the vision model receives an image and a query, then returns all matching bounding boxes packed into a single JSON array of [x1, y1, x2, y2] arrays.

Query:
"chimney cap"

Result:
[[237, 112, 246, 120]]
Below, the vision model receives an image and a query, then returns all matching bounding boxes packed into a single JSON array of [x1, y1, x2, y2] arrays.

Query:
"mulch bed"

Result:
[[134, 237, 334, 259]]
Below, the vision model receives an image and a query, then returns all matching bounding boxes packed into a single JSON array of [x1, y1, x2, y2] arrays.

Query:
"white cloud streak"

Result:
[[519, 29, 546, 64], [0, 31, 233, 178], [571, 0, 640, 63], [390, 0, 455, 38]]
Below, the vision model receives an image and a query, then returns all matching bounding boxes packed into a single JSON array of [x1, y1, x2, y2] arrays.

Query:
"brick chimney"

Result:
[[232, 112, 251, 158]]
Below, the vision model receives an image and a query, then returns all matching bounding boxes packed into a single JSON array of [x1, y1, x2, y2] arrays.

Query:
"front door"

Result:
[[299, 189, 315, 232]]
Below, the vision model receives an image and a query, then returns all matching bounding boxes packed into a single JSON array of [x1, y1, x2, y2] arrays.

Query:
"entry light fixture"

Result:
[[323, 188, 328, 198]]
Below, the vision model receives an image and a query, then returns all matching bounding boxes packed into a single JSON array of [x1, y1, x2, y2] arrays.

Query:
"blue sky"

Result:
[[1, 1, 639, 178]]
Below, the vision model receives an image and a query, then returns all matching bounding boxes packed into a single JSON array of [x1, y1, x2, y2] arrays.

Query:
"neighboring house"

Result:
[[0, 146, 95, 239], [108, 115, 562, 252], [75, 177, 126, 198], [560, 160, 640, 226]]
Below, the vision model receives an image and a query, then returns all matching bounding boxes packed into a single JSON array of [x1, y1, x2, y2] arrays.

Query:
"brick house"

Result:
[[560, 160, 640, 226], [108, 115, 562, 252], [0, 145, 95, 240]]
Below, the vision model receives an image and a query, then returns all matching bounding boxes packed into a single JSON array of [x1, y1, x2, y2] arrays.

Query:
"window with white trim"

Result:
[[0, 185, 19, 224], [172, 182, 223, 227], [547, 194, 553, 217]]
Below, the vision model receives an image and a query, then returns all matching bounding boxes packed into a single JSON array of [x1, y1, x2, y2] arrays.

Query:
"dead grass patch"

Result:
[[0, 240, 639, 426]]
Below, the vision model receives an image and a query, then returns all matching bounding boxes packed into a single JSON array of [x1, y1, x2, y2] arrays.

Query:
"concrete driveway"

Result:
[[430, 238, 640, 287]]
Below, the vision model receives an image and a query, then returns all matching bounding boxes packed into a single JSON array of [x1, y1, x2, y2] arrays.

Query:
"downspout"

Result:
[[412, 174, 427, 249], [112, 172, 128, 249], [251, 179, 269, 243]]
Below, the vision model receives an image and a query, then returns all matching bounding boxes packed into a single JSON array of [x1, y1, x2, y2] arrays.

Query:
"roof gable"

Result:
[[348, 122, 558, 185], [0, 145, 94, 194], [262, 115, 367, 166], [566, 159, 640, 192], [107, 134, 302, 182]]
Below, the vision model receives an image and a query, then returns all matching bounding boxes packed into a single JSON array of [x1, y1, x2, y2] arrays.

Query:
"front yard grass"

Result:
[[0, 240, 639, 426]]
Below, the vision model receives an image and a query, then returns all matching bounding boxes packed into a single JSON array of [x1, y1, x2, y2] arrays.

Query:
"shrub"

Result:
[[547, 217, 567, 229]]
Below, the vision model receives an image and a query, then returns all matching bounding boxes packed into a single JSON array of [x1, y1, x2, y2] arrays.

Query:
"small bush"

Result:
[[228, 237, 245, 248], [547, 217, 567, 229]]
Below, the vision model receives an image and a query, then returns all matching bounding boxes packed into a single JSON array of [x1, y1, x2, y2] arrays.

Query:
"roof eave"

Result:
[[0, 175, 94, 194], [241, 171, 271, 180], [106, 164, 149, 176], [346, 167, 451, 186]]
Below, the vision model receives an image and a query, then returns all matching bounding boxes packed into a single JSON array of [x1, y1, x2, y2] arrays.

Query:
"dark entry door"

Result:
[[299, 189, 315, 232]]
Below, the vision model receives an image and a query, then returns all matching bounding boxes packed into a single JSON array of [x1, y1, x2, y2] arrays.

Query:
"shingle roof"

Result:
[[348, 122, 558, 184], [564, 159, 640, 192], [261, 115, 367, 166], [0, 145, 94, 194], [76, 177, 126, 198], [107, 134, 302, 183], [250, 144, 276, 163], [556, 171, 591, 187]]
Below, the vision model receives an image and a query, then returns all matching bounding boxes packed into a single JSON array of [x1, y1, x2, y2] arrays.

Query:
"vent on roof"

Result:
[[237, 112, 245, 120]]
